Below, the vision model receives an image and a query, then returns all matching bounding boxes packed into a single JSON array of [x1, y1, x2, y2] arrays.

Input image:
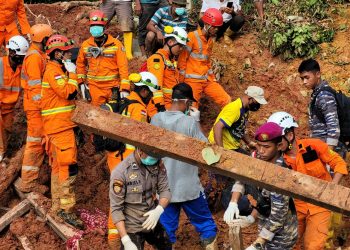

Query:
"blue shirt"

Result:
[[151, 6, 188, 34]]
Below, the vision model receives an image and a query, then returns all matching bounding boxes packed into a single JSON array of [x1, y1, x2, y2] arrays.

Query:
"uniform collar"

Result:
[[30, 43, 45, 54], [87, 34, 112, 47], [129, 91, 146, 107]]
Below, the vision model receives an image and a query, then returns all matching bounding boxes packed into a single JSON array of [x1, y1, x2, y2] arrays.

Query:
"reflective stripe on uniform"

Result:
[[126, 144, 135, 150], [41, 105, 75, 116], [87, 74, 119, 81], [21, 49, 46, 81], [68, 79, 78, 88], [153, 91, 164, 98], [0, 58, 4, 86], [0, 86, 21, 92], [108, 229, 119, 235], [184, 73, 207, 80], [77, 74, 86, 79], [22, 165, 40, 172], [28, 79, 42, 86], [60, 197, 75, 205], [163, 88, 172, 94], [189, 31, 208, 60], [32, 94, 41, 101], [42, 82, 50, 88], [121, 79, 130, 84], [179, 70, 185, 75], [27, 136, 42, 142]]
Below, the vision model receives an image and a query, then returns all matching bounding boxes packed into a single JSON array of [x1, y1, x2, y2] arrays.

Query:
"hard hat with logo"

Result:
[[164, 26, 189, 46], [267, 111, 299, 135], [45, 35, 74, 55], [201, 8, 223, 27], [6, 35, 29, 56], [129, 72, 160, 92], [29, 24, 53, 43], [89, 10, 108, 26]]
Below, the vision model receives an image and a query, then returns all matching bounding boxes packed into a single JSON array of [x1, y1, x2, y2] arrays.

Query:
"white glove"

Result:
[[231, 215, 255, 228], [121, 235, 138, 250], [142, 205, 164, 230], [245, 245, 258, 250], [64, 61, 77, 73], [223, 202, 239, 223], [232, 0, 241, 12], [80, 83, 91, 100], [189, 107, 200, 122], [0, 153, 3, 162], [120, 91, 130, 98]]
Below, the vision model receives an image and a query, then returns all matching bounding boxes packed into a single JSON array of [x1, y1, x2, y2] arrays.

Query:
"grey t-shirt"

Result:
[[151, 111, 207, 202]]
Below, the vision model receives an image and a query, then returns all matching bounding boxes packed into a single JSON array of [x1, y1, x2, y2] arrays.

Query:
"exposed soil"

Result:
[[0, 3, 349, 250]]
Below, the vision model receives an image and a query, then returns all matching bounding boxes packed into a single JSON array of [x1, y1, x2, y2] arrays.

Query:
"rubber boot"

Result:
[[201, 236, 218, 250], [124, 32, 133, 60], [57, 210, 84, 230], [108, 237, 121, 250]]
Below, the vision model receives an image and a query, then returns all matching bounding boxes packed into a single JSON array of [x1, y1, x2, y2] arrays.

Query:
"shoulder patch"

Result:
[[54, 75, 62, 80], [153, 63, 160, 70], [113, 179, 124, 194]]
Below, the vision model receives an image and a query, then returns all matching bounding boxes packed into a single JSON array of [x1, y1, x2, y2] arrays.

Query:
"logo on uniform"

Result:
[[113, 179, 124, 194], [260, 133, 269, 141], [129, 172, 138, 180]]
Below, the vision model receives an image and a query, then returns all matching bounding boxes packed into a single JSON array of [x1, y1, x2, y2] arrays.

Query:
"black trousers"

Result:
[[216, 14, 245, 39]]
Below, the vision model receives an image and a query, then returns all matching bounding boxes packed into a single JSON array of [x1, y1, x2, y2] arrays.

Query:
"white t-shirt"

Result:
[[201, 0, 232, 23]]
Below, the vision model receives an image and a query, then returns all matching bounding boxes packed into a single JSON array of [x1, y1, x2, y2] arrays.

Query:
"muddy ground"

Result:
[[0, 3, 349, 250]]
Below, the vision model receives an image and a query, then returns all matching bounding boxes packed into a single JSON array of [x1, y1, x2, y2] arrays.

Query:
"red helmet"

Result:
[[89, 10, 108, 26], [201, 8, 223, 27], [45, 35, 74, 55]]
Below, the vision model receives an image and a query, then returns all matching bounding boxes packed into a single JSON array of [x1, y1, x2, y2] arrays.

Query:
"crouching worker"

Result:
[[229, 122, 298, 250], [110, 147, 172, 250]]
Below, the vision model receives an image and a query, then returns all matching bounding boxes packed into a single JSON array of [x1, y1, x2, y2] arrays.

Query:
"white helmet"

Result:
[[6, 35, 29, 56], [164, 26, 188, 46], [267, 111, 299, 135], [129, 72, 160, 92]]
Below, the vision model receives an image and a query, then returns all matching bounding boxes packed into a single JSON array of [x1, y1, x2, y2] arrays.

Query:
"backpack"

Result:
[[139, 53, 166, 72], [310, 86, 350, 143], [93, 98, 140, 157]]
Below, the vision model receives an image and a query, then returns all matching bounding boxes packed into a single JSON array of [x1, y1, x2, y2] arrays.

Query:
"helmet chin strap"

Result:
[[283, 132, 295, 152], [167, 41, 178, 59], [203, 24, 211, 39]]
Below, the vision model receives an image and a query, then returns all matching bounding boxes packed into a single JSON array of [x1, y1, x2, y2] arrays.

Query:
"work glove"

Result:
[[232, 0, 241, 12], [189, 107, 200, 121], [80, 83, 91, 101], [142, 205, 164, 230], [120, 91, 130, 98], [231, 215, 255, 228], [64, 61, 77, 73], [121, 235, 138, 250], [223, 202, 239, 223], [155, 103, 166, 112]]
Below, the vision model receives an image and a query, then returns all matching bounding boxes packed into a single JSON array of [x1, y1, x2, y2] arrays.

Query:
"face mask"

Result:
[[175, 7, 186, 16], [248, 102, 261, 112], [90, 25, 104, 38], [141, 156, 159, 166]]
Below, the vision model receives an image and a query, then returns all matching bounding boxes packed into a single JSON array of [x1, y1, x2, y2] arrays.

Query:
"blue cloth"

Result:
[[140, 0, 159, 4], [151, 6, 188, 34], [160, 192, 217, 243]]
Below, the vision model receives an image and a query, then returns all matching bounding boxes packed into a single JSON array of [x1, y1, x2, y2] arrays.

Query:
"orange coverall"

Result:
[[146, 48, 179, 117], [76, 35, 130, 106], [0, 0, 30, 47], [0, 56, 21, 157], [178, 27, 231, 108], [107, 91, 148, 241], [41, 60, 79, 212], [284, 138, 348, 250], [20, 44, 47, 189]]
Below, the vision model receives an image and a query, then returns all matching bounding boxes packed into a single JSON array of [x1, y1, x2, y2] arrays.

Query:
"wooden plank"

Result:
[[16, 235, 34, 250], [228, 225, 243, 250], [26, 193, 77, 241], [13, 177, 28, 200], [71, 101, 350, 215], [0, 199, 31, 232]]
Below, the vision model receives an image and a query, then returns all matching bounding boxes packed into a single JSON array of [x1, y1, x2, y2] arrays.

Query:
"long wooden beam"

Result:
[[72, 101, 350, 215]]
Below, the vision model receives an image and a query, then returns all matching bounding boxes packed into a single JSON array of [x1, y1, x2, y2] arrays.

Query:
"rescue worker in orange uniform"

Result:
[[102, 71, 160, 248], [146, 26, 188, 118], [41, 34, 84, 229], [178, 8, 231, 109], [0, 36, 29, 162], [267, 111, 348, 250], [76, 10, 130, 106], [0, 0, 30, 48], [18, 24, 54, 193]]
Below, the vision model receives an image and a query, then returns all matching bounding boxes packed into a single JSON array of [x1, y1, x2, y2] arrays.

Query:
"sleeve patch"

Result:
[[113, 179, 124, 194], [154, 63, 160, 70]]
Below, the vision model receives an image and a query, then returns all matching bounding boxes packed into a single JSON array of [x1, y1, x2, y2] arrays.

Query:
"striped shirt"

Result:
[[151, 6, 188, 34], [309, 80, 340, 146]]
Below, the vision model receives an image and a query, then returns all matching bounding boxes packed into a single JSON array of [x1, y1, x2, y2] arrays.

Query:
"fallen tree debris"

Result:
[[0, 199, 31, 232], [54, 1, 99, 12], [16, 235, 34, 250]]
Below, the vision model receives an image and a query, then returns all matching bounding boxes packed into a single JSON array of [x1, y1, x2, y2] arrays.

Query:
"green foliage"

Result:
[[259, 0, 338, 60]]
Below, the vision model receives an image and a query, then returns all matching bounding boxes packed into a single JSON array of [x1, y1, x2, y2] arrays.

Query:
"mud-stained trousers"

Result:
[[47, 129, 78, 213]]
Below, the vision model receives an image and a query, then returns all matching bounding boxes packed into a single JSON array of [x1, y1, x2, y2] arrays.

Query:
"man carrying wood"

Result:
[[229, 122, 298, 250], [109, 147, 172, 250], [267, 111, 348, 250], [151, 83, 218, 249]]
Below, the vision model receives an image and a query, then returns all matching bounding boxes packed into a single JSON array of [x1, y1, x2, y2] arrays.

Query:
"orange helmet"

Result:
[[45, 35, 74, 55], [89, 10, 108, 26], [201, 8, 223, 27], [30, 24, 53, 43]]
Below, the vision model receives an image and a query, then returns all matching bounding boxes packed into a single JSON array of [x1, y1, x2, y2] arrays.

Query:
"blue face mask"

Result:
[[90, 25, 104, 38], [175, 7, 186, 16], [141, 156, 159, 166]]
